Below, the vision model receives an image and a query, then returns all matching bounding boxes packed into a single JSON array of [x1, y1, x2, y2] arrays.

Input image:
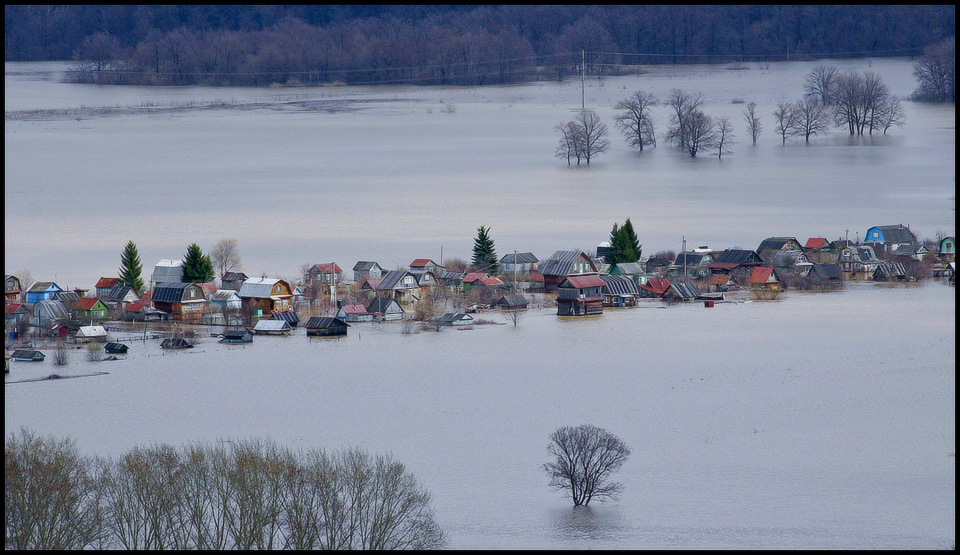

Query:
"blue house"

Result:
[[25, 281, 63, 304], [863, 225, 917, 249]]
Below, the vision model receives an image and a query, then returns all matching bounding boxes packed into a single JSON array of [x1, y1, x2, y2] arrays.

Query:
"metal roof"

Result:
[[367, 297, 404, 313], [498, 252, 539, 264], [222, 272, 248, 281], [54, 291, 80, 305], [541, 250, 594, 277], [270, 310, 300, 326], [867, 225, 917, 244], [73, 298, 105, 310], [153, 282, 193, 303], [77, 325, 107, 336], [210, 290, 241, 302], [305, 316, 349, 329], [239, 278, 289, 299], [339, 304, 369, 315], [771, 250, 810, 268], [639, 278, 671, 295], [494, 294, 528, 307], [811, 263, 842, 280], [353, 261, 380, 271], [95, 277, 119, 289], [310, 263, 342, 274], [894, 244, 928, 255], [708, 274, 731, 285], [749, 267, 778, 284], [714, 249, 763, 265], [105, 285, 136, 302], [433, 312, 472, 324], [613, 262, 644, 274], [561, 275, 606, 289], [33, 300, 68, 320], [376, 270, 412, 290], [646, 257, 670, 267], [410, 259, 436, 267], [253, 319, 292, 331], [28, 281, 61, 293], [600, 275, 639, 296], [757, 237, 800, 253], [674, 252, 709, 266], [804, 238, 829, 249], [463, 272, 487, 283], [874, 263, 907, 279], [669, 282, 701, 299], [154, 259, 183, 268]]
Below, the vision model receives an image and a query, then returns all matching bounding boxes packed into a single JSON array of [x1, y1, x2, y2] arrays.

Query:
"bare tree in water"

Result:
[[543, 424, 631, 507], [714, 116, 734, 159], [743, 101, 762, 145]]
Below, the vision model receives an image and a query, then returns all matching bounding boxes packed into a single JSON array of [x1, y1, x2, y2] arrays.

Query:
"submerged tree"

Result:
[[772, 102, 800, 144], [472, 226, 499, 274], [614, 90, 658, 151], [714, 116, 735, 158], [803, 65, 840, 105], [680, 110, 717, 157], [794, 97, 831, 143], [544, 424, 631, 507], [181, 243, 215, 283], [664, 88, 705, 150], [118, 240, 144, 293], [743, 101, 762, 145], [912, 37, 955, 103]]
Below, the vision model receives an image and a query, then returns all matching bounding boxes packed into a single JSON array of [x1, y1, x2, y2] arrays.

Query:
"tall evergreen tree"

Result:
[[621, 218, 642, 262], [472, 226, 499, 274], [607, 219, 642, 269], [181, 243, 215, 283], [118, 240, 144, 293], [608, 223, 622, 266]]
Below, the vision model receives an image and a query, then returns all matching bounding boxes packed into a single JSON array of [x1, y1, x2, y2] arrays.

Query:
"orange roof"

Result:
[[410, 259, 434, 267], [639, 278, 670, 295], [749, 267, 778, 284], [95, 277, 118, 288], [124, 301, 145, 312], [313, 263, 342, 274], [463, 272, 487, 283], [341, 304, 369, 315], [529, 273, 544, 281], [362, 278, 381, 289], [708, 274, 730, 285], [5, 303, 23, 314], [562, 275, 606, 288], [480, 276, 504, 286], [74, 298, 104, 310], [804, 237, 829, 249]]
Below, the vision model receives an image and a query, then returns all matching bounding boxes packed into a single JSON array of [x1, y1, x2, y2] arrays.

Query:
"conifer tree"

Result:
[[608, 223, 622, 266], [621, 218, 642, 261], [181, 243, 215, 283], [472, 226, 499, 274], [118, 240, 144, 293], [607, 219, 642, 268]]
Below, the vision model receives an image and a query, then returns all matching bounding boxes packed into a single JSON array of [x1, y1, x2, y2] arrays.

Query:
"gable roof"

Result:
[[222, 271, 248, 281], [713, 249, 763, 265], [77, 325, 107, 336], [376, 270, 413, 290], [668, 282, 701, 299], [105, 284, 136, 302], [868, 225, 917, 244], [494, 294, 528, 307], [599, 274, 639, 296], [804, 238, 829, 249], [74, 298, 107, 311], [498, 252, 539, 264], [305, 316, 350, 329], [410, 259, 437, 267], [270, 310, 300, 326], [646, 257, 670, 266], [463, 272, 487, 283], [153, 282, 194, 303], [433, 312, 473, 324], [310, 263, 342, 274], [360, 278, 381, 290], [674, 252, 708, 266], [367, 297, 404, 313], [95, 277, 119, 289], [639, 278, 671, 295], [893, 244, 929, 256], [253, 319, 291, 331], [541, 250, 595, 277], [708, 273, 731, 286], [757, 237, 801, 253], [874, 263, 907, 279], [54, 291, 80, 305], [749, 267, 779, 284], [770, 250, 810, 267], [613, 262, 644, 275], [210, 290, 241, 302], [353, 261, 380, 271], [239, 278, 290, 298], [339, 304, 370, 315], [810, 263, 842, 280], [28, 281, 62, 293], [561, 275, 606, 289]]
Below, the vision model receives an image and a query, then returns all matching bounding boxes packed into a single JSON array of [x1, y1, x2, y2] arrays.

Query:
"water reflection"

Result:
[[549, 505, 628, 543]]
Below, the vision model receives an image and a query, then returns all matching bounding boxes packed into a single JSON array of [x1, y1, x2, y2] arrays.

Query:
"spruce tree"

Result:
[[472, 226, 499, 274], [621, 218, 642, 262], [608, 223, 622, 266], [181, 243, 215, 283], [118, 240, 144, 293]]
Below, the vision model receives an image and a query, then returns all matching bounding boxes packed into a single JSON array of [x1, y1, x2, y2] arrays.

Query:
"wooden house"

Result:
[[26, 281, 63, 304], [161, 338, 193, 349], [708, 249, 764, 282], [4, 275, 22, 302], [104, 342, 129, 354], [757, 237, 803, 262], [838, 246, 880, 280], [499, 252, 539, 274], [150, 259, 184, 290], [308, 263, 343, 285], [72, 298, 109, 321], [671, 252, 714, 280], [770, 250, 813, 277], [409, 259, 442, 274], [492, 294, 529, 310], [367, 297, 404, 321], [639, 278, 671, 298], [269, 310, 300, 328], [305, 316, 350, 337], [103, 285, 139, 307], [122, 301, 163, 322], [462, 273, 505, 292], [374, 271, 420, 303], [892, 244, 932, 261], [12, 350, 45, 362], [209, 289, 242, 311], [359, 278, 381, 299], [864, 224, 918, 251], [938, 236, 955, 262], [5, 303, 29, 328], [336, 303, 373, 322], [708, 273, 733, 292], [808, 263, 843, 289], [412, 270, 440, 291], [152, 282, 208, 322], [873, 263, 907, 282], [437, 269, 466, 291], [599, 275, 639, 307], [645, 257, 671, 275], [238, 278, 293, 315], [95, 277, 119, 298], [221, 272, 248, 291], [353, 261, 384, 283], [527, 273, 545, 292], [75, 325, 107, 342], [541, 251, 599, 292], [610, 262, 645, 283], [663, 282, 702, 302], [220, 329, 253, 344], [556, 275, 605, 316], [803, 237, 829, 250], [749, 267, 781, 296], [253, 319, 292, 335]]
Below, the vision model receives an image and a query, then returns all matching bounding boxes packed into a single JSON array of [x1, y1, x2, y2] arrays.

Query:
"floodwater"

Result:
[[4, 58, 955, 288], [4, 283, 956, 549]]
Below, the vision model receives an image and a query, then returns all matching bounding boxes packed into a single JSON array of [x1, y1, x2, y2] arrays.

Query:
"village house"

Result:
[[413, 270, 440, 291], [938, 236, 955, 262], [95, 277, 119, 298], [72, 298, 109, 321], [595, 241, 611, 261], [803, 237, 830, 250], [11, 350, 45, 362], [221, 272, 248, 291], [269, 309, 300, 328], [437, 269, 466, 291], [359, 278, 381, 299], [838, 246, 881, 280], [336, 303, 374, 322], [305, 316, 350, 337], [645, 257, 671, 275], [749, 267, 781, 296], [808, 263, 843, 289], [75, 325, 107, 343], [352, 261, 384, 283], [864, 224, 918, 252], [527, 272, 545, 292], [5, 303, 29, 330], [770, 250, 814, 277], [209, 289, 242, 311], [709, 249, 765, 282], [151, 259, 184, 290], [152, 282, 208, 322], [366, 297, 405, 321], [610, 262, 645, 284], [253, 319, 292, 335], [103, 284, 139, 308], [638, 278, 671, 298], [238, 278, 293, 315], [663, 281, 702, 302], [122, 300, 164, 322], [54, 290, 80, 311], [462, 273, 505, 292], [671, 252, 714, 280], [499, 252, 539, 274], [556, 274, 605, 316], [708, 273, 734, 293], [220, 329, 253, 344], [432, 312, 474, 326], [599, 274, 639, 307], [492, 294, 529, 310], [409, 259, 442, 274], [375, 270, 421, 303], [757, 237, 804, 262], [26, 281, 63, 304], [892, 244, 932, 262], [308, 263, 343, 285], [32, 299, 68, 326], [874, 263, 907, 282], [4, 275, 22, 302], [541, 251, 599, 292]]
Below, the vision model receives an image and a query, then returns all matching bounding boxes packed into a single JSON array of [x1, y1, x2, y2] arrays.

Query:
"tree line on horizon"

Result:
[[4, 5, 954, 87]]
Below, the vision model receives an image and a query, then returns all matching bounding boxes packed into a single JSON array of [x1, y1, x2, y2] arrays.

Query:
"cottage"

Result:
[[375, 271, 421, 303], [352, 261, 384, 283], [499, 252, 539, 274], [5, 303, 29, 328], [104, 342, 129, 354], [336, 303, 373, 322], [95, 277, 119, 298], [709, 249, 765, 278], [527, 272, 545, 292], [76, 325, 107, 342], [72, 298, 109, 321], [541, 251, 599, 292], [672, 252, 714, 279], [770, 250, 813, 276], [161, 338, 193, 349], [48, 323, 72, 339], [220, 272, 248, 291], [873, 263, 907, 282], [367, 297, 405, 321], [838, 246, 880, 279], [431, 313, 474, 326], [153, 282, 208, 321], [708, 273, 733, 292], [864, 224, 918, 251], [663, 282, 702, 302], [26, 281, 63, 304], [239, 278, 293, 315], [610, 262, 645, 282], [757, 237, 803, 262], [639, 278, 671, 298], [892, 244, 932, 261], [645, 257, 671, 275], [409, 259, 442, 274], [305, 317, 350, 337], [938, 236, 955, 262], [308, 263, 343, 285], [598, 275, 639, 307], [103, 284, 139, 307], [749, 267, 781, 296], [123, 301, 164, 322], [209, 289, 242, 311], [492, 294, 529, 310], [803, 237, 830, 250], [412, 270, 440, 290], [437, 269, 466, 290], [808, 263, 843, 289], [220, 329, 253, 344], [253, 319, 292, 335], [33, 300, 68, 326], [12, 350, 45, 362], [151, 259, 184, 290], [269, 310, 300, 328], [462, 273, 505, 292], [5, 275, 22, 302], [556, 275, 605, 316]]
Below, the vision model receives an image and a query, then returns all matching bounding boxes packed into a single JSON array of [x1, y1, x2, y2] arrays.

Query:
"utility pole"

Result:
[[581, 49, 586, 111], [513, 250, 518, 293], [682, 236, 687, 282]]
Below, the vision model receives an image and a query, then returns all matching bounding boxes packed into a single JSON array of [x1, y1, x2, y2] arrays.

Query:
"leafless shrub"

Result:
[[86, 342, 104, 362], [543, 424, 631, 507], [52, 342, 70, 366]]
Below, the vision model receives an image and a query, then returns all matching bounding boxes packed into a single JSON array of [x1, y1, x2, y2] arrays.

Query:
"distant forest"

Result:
[[4, 5, 956, 86]]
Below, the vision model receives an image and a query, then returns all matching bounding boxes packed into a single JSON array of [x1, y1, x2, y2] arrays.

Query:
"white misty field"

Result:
[[4, 283, 955, 548]]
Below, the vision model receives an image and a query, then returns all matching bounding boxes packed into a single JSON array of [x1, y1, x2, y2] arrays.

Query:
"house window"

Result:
[[872, 232, 879, 238]]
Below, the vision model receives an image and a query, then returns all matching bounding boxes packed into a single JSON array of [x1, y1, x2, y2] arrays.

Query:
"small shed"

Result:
[[104, 342, 129, 354], [270, 309, 300, 327], [432, 312, 474, 326], [749, 267, 781, 291], [305, 317, 350, 337], [492, 294, 529, 310], [873, 263, 907, 282], [76, 325, 108, 342], [336, 303, 374, 322], [220, 329, 253, 343], [161, 338, 193, 349], [253, 319, 292, 335], [11, 350, 45, 362], [599, 275, 639, 307], [367, 297, 405, 321]]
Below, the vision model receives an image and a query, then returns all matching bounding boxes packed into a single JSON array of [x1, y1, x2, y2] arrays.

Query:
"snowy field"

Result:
[[4, 58, 956, 288], [4, 283, 955, 549]]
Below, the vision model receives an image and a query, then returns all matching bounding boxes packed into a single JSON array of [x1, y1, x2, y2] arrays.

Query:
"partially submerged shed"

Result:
[[305, 317, 350, 337]]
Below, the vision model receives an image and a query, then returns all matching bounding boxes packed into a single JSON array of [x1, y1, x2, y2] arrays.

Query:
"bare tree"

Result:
[[804, 65, 839, 105], [574, 109, 610, 165], [664, 88, 705, 150], [86, 342, 104, 362], [794, 97, 831, 142], [52, 342, 70, 366], [714, 117, 734, 159], [210, 239, 242, 281], [772, 102, 801, 144], [443, 258, 468, 273], [832, 70, 865, 135], [543, 424, 631, 507], [743, 101, 762, 145], [13, 268, 33, 301], [554, 121, 582, 165], [912, 37, 955, 102], [680, 110, 717, 157], [501, 306, 525, 327], [862, 71, 890, 134], [614, 90, 658, 151], [877, 96, 907, 134]]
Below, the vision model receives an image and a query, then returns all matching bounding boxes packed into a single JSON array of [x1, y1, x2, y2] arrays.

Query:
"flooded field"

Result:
[[4, 283, 955, 548], [4, 58, 956, 288]]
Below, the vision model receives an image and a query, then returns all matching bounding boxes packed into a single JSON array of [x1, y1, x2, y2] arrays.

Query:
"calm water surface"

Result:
[[4, 283, 955, 548]]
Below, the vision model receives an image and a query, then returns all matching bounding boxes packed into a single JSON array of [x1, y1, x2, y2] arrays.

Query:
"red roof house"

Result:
[[639, 278, 671, 296], [804, 237, 829, 250]]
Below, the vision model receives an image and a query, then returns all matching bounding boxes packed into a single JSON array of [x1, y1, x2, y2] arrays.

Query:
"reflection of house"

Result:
[[367, 297, 404, 321], [864, 224, 917, 251], [499, 252, 539, 274], [838, 246, 880, 279], [26, 282, 63, 304], [938, 236, 955, 262], [556, 275, 605, 316], [352, 261, 384, 283], [541, 251, 598, 292], [599, 275, 639, 307], [4, 275, 22, 302], [239, 278, 293, 315], [152, 282, 208, 322]]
